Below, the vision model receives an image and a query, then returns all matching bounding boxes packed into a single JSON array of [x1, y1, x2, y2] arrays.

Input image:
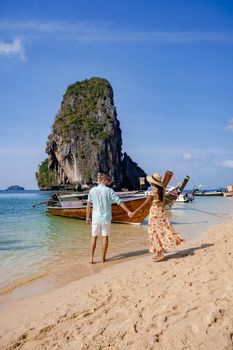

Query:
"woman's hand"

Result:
[[86, 217, 91, 224], [128, 211, 134, 218]]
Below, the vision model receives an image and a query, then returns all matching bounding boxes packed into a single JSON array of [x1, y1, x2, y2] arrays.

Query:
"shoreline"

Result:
[[1, 196, 231, 308], [1, 200, 229, 308], [0, 245, 150, 312], [0, 216, 233, 349], [0, 227, 150, 309]]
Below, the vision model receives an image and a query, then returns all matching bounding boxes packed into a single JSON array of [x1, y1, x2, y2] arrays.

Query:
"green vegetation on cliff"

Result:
[[36, 159, 57, 189], [65, 77, 113, 100], [54, 77, 112, 140]]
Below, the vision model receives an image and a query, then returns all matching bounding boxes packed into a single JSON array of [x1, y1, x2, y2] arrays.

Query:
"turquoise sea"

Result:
[[0, 190, 232, 304]]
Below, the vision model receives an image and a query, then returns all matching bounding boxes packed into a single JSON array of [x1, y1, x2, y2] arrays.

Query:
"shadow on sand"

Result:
[[108, 243, 214, 263], [162, 243, 214, 261], [171, 221, 208, 225], [109, 249, 149, 261]]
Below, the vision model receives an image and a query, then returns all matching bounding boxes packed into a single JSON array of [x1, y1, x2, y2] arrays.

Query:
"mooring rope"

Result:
[[173, 206, 229, 219]]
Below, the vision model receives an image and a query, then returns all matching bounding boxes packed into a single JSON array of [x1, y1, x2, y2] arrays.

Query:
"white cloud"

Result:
[[225, 119, 233, 132], [127, 145, 231, 161], [183, 152, 193, 161], [0, 21, 233, 44], [0, 38, 25, 60], [0, 20, 90, 33], [182, 152, 201, 161], [222, 160, 233, 168]]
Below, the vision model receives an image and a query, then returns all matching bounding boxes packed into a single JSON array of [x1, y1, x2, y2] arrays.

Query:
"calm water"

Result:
[[0, 190, 232, 301]]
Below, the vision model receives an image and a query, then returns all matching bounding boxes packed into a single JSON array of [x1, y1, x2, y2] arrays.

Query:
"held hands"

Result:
[[86, 217, 91, 224], [128, 211, 135, 218]]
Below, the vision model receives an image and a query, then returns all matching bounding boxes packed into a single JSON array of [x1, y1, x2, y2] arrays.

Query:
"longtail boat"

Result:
[[34, 171, 190, 224], [47, 193, 150, 224], [164, 176, 190, 209]]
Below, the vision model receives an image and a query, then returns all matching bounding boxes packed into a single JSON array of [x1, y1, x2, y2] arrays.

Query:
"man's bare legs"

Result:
[[89, 236, 97, 264], [102, 236, 108, 263], [89, 236, 109, 263]]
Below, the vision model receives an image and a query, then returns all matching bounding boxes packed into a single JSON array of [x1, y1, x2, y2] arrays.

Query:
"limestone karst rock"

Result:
[[36, 77, 147, 190]]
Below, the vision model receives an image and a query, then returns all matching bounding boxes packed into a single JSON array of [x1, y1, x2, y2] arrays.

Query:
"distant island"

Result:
[[36, 77, 148, 191], [6, 185, 25, 191]]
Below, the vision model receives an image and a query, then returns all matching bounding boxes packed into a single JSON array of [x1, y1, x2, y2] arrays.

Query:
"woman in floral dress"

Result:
[[133, 172, 184, 262]]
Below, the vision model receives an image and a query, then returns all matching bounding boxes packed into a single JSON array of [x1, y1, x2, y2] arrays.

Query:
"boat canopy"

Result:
[[58, 193, 88, 199]]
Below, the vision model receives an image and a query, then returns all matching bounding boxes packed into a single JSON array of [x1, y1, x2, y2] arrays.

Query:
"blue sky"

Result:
[[0, 0, 233, 189]]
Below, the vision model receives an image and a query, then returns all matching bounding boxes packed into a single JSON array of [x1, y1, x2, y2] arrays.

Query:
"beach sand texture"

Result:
[[0, 218, 233, 350]]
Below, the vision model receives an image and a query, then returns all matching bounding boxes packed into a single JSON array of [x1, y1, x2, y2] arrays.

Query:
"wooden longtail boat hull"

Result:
[[47, 197, 150, 224], [46, 173, 190, 223], [164, 193, 179, 209]]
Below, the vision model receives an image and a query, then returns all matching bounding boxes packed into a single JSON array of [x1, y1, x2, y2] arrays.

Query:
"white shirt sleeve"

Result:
[[110, 189, 122, 205], [87, 190, 93, 203]]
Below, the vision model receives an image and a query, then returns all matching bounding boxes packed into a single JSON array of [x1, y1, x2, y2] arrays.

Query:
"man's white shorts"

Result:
[[92, 224, 111, 237]]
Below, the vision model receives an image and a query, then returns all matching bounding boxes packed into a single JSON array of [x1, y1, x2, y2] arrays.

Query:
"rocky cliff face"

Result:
[[36, 77, 147, 190]]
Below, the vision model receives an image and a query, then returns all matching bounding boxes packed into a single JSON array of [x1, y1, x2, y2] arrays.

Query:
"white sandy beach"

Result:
[[0, 217, 233, 350]]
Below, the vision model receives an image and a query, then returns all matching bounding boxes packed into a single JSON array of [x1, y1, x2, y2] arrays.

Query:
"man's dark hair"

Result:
[[98, 172, 112, 181]]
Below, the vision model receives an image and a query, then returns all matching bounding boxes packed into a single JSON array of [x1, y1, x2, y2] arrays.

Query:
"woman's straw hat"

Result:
[[146, 172, 163, 187]]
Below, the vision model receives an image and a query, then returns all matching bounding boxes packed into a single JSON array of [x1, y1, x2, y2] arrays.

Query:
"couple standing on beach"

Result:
[[86, 172, 184, 263]]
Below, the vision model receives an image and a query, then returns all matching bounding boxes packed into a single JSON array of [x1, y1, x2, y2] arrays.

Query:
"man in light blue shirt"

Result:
[[86, 173, 133, 263]]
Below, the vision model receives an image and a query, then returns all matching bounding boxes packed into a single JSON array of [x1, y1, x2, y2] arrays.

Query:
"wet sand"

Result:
[[0, 216, 232, 349], [0, 223, 149, 309]]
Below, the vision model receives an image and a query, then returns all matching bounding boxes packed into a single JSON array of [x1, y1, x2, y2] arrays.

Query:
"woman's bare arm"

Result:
[[133, 195, 153, 214], [119, 202, 133, 218]]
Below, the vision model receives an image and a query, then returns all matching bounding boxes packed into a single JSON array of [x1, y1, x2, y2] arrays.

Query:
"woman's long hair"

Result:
[[154, 184, 164, 202]]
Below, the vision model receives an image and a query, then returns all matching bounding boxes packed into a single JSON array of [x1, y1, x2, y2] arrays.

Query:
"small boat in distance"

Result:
[[223, 185, 233, 197], [193, 190, 224, 197], [175, 191, 194, 203], [6, 185, 25, 191]]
